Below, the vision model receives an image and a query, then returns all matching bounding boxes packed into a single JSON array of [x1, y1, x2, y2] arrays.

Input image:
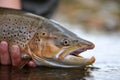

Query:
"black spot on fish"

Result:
[[14, 34, 16, 37], [19, 31, 22, 33], [15, 22, 17, 25], [3, 30, 5, 32], [24, 32, 26, 34], [14, 19, 16, 21], [29, 35, 31, 37], [20, 20, 22, 23], [21, 27, 24, 29], [8, 19, 11, 21], [8, 26, 11, 28], [16, 41, 19, 44], [29, 31, 31, 34], [38, 39, 40, 41], [17, 33, 19, 36], [5, 25, 7, 26], [12, 28, 14, 30], [3, 37, 6, 39]]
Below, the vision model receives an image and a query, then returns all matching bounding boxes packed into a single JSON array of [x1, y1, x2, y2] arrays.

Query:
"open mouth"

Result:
[[67, 46, 95, 65], [69, 43, 95, 57], [69, 47, 93, 56], [56, 44, 95, 65], [69, 47, 88, 56]]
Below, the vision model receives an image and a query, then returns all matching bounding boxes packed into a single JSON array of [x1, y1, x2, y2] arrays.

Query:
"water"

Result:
[[0, 25, 120, 80], [0, 66, 91, 80]]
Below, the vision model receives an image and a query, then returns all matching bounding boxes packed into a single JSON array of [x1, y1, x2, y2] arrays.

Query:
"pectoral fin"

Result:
[[17, 54, 31, 69]]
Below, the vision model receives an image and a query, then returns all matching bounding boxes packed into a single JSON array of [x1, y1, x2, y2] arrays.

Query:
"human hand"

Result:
[[0, 0, 21, 9], [0, 0, 37, 68], [0, 41, 36, 67]]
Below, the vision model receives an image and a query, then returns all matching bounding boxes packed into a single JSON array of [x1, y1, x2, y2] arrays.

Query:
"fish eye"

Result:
[[62, 39, 70, 46]]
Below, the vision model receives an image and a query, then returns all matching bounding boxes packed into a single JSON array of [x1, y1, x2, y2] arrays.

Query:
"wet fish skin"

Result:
[[0, 7, 95, 68], [0, 8, 42, 50]]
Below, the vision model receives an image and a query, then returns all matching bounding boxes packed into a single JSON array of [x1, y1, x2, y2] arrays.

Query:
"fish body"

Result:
[[0, 7, 95, 68]]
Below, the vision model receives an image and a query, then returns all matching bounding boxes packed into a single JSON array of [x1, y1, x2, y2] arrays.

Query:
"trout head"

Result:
[[28, 20, 95, 67]]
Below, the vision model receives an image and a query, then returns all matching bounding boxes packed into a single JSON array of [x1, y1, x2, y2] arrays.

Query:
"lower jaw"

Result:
[[62, 55, 95, 66], [44, 55, 95, 68]]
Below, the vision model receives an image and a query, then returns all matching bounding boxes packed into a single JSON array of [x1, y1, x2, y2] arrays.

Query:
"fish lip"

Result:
[[69, 47, 91, 56]]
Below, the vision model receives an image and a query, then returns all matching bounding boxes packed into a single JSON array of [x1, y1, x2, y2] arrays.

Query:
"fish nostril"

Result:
[[74, 40, 79, 42]]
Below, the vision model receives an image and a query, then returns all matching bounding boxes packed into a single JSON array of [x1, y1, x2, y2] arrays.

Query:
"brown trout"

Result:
[[0, 7, 95, 68]]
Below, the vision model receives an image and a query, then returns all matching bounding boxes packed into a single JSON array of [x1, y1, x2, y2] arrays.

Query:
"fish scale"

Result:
[[0, 9, 42, 50]]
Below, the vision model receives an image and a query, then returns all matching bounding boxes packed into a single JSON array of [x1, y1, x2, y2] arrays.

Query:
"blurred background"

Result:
[[1, 0, 120, 80], [53, 0, 120, 32]]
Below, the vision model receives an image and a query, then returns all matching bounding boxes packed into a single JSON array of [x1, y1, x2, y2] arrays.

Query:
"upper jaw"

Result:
[[69, 45, 94, 56]]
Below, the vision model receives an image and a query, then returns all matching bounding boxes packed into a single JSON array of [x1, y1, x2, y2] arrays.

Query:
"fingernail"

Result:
[[28, 61, 36, 67], [12, 45, 19, 53], [0, 41, 8, 52], [0, 41, 7, 48]]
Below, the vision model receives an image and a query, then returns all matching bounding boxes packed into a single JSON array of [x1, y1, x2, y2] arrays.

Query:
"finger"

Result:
[[27, 60, 37, 67], [0, 41, 11, 65], [11, 45, 21, 66]]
